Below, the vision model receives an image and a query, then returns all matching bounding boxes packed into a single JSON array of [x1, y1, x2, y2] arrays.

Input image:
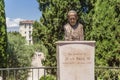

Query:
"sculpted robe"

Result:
[[64, 23, 84, 41]]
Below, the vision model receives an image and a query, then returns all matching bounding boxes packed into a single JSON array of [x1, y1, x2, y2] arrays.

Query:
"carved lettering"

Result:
[[63, 52, 92, 64]]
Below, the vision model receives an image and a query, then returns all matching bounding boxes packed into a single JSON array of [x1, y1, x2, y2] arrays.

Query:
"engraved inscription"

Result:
[[63, 51, 92, 64]]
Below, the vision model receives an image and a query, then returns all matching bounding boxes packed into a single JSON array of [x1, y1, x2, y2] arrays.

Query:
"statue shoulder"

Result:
[[64, 23, 71, 29], [78, 23, 84, 28]]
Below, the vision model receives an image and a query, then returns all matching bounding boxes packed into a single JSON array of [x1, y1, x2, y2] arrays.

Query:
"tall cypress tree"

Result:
[[88, 0, 120, 67], [0, 0, 7, 68]]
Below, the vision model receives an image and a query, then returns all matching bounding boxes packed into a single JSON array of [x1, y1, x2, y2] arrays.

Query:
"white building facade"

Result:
[[19, 20, 34, 45]]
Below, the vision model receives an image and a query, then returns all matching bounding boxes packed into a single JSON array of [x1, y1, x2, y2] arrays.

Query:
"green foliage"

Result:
[[95, 69, 120, 80], [34, 0, 120, 77], [88, 0, 120, 79], [89, 0, 120, 67], [40, 75, 56, 80], [0, 0, 7, 68], [7, 32, 34, 67], [33, 43, 48, 56], [7, 32, 35, 80]]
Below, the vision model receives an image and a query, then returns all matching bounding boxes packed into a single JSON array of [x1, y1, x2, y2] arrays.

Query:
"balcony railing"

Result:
[[0, 66, 120, 80]]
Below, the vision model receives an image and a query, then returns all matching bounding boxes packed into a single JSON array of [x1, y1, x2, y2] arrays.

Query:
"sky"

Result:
[[4, 0, 42, 31]]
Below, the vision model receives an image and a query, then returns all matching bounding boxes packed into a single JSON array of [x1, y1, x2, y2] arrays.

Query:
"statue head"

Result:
[[67, 10, 78, 26]]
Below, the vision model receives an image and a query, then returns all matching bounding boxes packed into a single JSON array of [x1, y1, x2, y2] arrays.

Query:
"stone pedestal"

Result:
[[56, 41, 95, 80]]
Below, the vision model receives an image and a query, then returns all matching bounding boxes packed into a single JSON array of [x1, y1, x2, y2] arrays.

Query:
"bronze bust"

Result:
[[64, 10, 84, 41]]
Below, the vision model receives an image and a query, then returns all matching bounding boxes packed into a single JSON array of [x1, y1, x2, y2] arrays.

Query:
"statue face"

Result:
[[68, 13, 77, 26]]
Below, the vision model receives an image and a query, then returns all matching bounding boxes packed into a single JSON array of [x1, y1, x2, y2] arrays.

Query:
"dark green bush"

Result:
[[40, 74, 56, 80]]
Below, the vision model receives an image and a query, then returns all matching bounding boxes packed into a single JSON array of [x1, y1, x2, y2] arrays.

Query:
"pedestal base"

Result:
[[56, 41, 95, 80]]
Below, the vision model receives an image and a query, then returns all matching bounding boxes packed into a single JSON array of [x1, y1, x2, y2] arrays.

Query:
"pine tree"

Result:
[[89, 0, 120, 67]]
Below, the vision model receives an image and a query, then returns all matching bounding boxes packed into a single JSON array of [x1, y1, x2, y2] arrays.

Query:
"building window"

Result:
[[24, 24, 26, 28], [29, 40, 31, 44], [28, 24, 31, 26], [29, 35, 32, 39], [29, 25, 31, 29], [29, 31, 31, 34]]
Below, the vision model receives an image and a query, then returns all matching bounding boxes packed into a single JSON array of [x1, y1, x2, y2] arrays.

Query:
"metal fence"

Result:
[[0, 67, 120, 80], [0, 67, 57, 80], [95, 67, 120, 80]]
